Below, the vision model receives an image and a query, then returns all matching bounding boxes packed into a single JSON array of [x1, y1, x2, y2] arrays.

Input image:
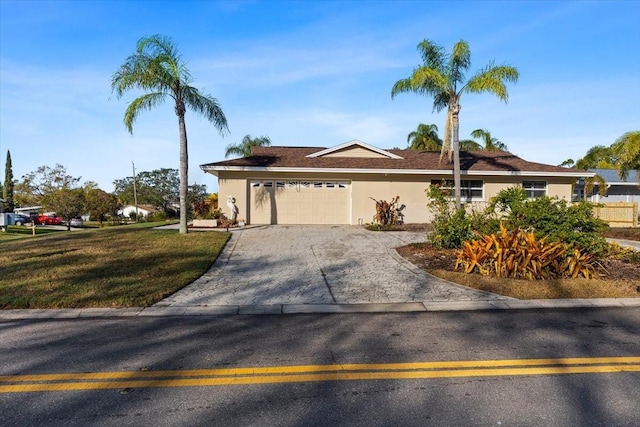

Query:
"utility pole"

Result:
[[132, 161, 139, 223]]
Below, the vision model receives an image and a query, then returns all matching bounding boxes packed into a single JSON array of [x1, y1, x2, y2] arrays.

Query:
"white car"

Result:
[[69, 218, 84, 228]]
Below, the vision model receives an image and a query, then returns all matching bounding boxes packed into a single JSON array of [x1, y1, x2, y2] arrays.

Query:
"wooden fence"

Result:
[[593, 202, 638, 228]]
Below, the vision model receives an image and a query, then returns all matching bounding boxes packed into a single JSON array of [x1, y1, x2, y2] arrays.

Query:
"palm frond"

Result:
[[181, 86, 229, 135], [464, 63, 519, 101], [417, 39, 445, 69], [123, 93, 167, 133]]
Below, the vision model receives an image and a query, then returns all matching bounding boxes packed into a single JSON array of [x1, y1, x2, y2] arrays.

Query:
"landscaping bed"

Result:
[[397, 242, 640, 299]]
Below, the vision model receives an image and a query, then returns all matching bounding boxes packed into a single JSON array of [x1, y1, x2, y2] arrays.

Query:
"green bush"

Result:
[[147, 211, 167, 222], [426, 183, 608, 257], [426, 182, 473, 249], [486, 189, 609, 257]]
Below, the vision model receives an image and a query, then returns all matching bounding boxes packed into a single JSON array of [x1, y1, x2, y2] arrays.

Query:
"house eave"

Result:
[[201, 165, 595, 178]]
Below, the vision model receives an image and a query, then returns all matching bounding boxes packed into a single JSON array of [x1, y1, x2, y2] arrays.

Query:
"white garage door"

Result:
[[249, 180, 350, 224]]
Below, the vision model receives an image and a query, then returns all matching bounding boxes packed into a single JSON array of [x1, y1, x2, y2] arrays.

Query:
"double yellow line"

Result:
[[2, 357, 639, 393]]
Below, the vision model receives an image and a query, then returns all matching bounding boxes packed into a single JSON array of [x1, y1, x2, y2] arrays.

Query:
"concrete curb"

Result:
[[2, 298, 639, 320]]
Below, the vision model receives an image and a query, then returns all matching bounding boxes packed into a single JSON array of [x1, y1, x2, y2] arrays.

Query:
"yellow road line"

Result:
[[1, 364, 639, 393], [2, 356, 639, 383]]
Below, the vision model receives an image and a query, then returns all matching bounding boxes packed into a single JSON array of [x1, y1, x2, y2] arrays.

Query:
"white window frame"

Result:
[[431, 179, 484, 201], [523, 181, 547, 198]]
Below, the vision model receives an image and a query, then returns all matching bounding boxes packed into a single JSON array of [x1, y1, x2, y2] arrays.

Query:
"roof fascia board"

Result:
[[306, 140, 403, 159], [202, 165, 595, 178]]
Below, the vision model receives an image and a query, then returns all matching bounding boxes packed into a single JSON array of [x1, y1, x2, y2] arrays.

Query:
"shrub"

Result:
[[426, 182, 474, 249], [455, 224, 600, 279], [147, 211, 167, 222], [485, 189, 609, 257]]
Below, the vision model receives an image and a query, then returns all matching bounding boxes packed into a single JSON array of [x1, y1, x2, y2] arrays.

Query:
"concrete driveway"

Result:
[[156, 225, 508, 308]]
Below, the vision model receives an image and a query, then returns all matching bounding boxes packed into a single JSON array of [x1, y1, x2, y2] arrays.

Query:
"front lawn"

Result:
[[0, 224, 230, 308]]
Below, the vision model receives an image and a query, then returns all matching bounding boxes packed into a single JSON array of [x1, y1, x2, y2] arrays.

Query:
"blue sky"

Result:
[[1, 0, 639, 193]]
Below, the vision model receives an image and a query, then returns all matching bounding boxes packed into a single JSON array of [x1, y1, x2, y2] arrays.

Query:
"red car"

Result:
[[38, 214, 64, 225]]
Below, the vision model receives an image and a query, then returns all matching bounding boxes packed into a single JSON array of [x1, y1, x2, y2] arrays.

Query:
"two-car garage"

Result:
[[249, 179, 351, 224]]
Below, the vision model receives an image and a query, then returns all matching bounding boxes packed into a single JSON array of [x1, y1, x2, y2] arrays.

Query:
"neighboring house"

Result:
[[574, 169, 640, 203], [201, 140, 592, 225], [118, 204, 157, 219]]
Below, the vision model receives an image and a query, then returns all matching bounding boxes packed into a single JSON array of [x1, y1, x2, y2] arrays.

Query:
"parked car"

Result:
[[7, 213, 31, 226], [38, 214, 64, 225], [69, 218, 84, 228]]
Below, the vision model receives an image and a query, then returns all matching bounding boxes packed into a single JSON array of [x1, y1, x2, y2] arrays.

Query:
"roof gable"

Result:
[[306, 140, 403, 159]]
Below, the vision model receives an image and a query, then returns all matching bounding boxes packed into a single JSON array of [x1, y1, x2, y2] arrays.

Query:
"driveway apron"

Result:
[[155, 225, 509, 307]]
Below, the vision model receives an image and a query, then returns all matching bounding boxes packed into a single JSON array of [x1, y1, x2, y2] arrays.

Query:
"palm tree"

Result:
[[391, 39, 519, 208], [406, 123, 442, 150], [574, 145, 615, 170], [470, 128, 508, 151], [610, 131, 640, 180], [225, 135, 272, 158], [458, 139, 482, 151], [111, 34, 228, 234]]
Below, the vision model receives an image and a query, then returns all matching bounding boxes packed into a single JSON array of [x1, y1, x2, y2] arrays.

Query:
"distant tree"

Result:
[[113, 168, 206, 216], [406, 124, 442, 150], [225, 135, 271, 158], [3, 150, 14, 211], [187, 183, 208, 219], [14, 164, 80, 207], [470, 128, 508, 151], [114, 168, 179, 214], [559, 159, 575, 168], [391, 39, 519, 208], [42, 187, 85, 231], [112, 34, 229, 234], [610, 131, 640, 180], [85, 188, 120, 227]]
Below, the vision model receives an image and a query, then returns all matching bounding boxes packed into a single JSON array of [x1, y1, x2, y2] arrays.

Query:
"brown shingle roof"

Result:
[[202, 146, 578, 174]]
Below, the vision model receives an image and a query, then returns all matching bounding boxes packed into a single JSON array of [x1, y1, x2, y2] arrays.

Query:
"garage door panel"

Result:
[[250, 180, 350, 224]]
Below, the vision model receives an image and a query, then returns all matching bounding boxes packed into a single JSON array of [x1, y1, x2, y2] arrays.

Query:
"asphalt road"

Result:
[[1, 308, 639, 426]]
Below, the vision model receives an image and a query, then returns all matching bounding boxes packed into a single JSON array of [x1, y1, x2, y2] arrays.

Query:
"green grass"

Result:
[[0, 225, 63, 241], [0, 223, 230, 309]]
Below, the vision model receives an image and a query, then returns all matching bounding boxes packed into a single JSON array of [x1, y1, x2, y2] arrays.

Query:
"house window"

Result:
[[276, 181, 285, 188], [523, 181, 546, 198], [430, 179, 484, 201], [314, 181, 323, 188], [325, 182, 335, 188], [263, 181, 274, 188]]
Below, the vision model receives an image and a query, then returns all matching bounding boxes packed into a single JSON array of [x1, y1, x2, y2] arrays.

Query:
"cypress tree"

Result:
[[3, 150, 14, 211]]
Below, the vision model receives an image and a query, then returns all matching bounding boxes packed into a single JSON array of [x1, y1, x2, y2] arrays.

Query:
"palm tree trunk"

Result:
[[451, 101, 462, 209], [178, 113, 189, 234]]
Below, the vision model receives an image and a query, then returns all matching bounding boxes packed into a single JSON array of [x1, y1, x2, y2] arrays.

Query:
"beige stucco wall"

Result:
[[213, 171, 576, 225]]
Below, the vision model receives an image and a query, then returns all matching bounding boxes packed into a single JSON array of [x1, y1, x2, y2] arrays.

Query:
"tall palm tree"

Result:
[[406, 123, 442, 150], [610, 131, 640, 180], [391, 39, 519, 208], [225, 135, 272, 158], [470, 128, 508, 151], [111, 34, 228, 234]]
